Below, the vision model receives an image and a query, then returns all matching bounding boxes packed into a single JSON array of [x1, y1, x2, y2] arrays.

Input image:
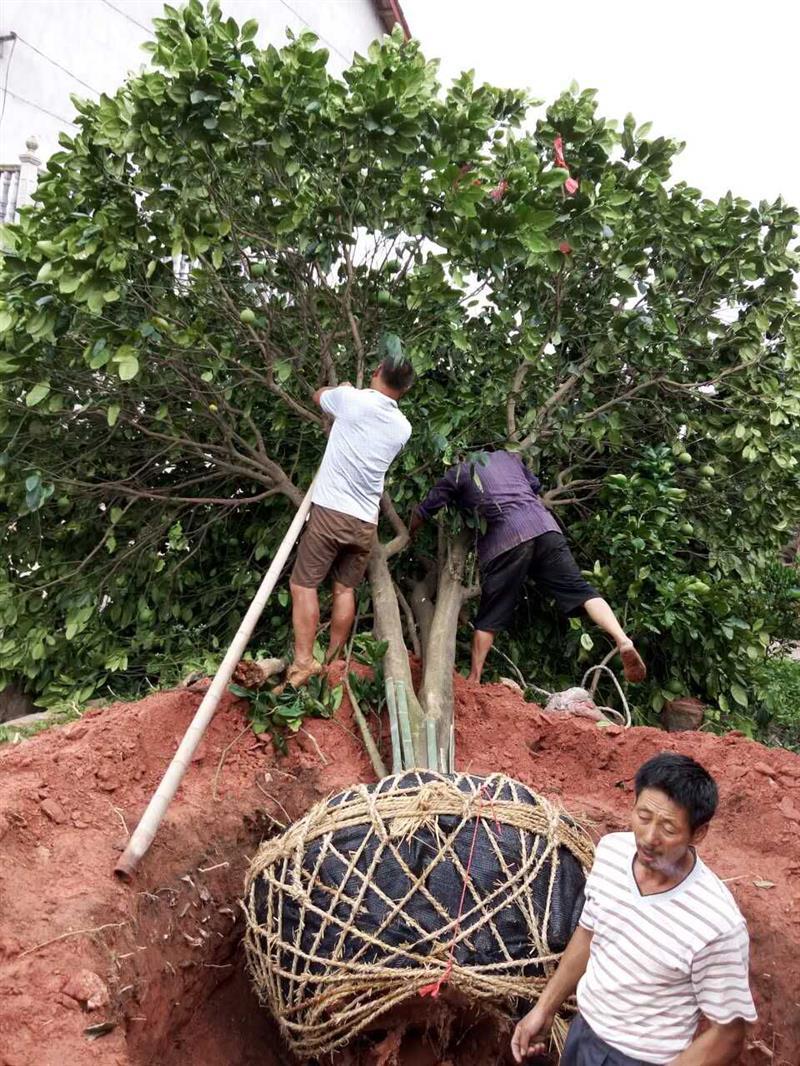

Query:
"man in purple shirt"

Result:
[[410, 450, 646, 684]]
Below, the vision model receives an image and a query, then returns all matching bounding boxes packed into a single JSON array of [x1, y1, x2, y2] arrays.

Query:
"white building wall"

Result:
[[0, 0, 387, 165]]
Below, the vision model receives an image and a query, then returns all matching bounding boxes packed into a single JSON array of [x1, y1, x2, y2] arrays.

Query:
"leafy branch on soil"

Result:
[[228, 674, 343, 754]]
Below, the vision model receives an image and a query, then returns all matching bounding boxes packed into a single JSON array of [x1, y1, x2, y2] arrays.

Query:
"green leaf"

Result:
[[541, 167, 570, 188], [580, 632, 594, 651], [25, 382, 51, 407], [107, 404, 120, 427], [228, 683, 253, 699], [730, 683, 748, 708], [241, 18, 259, 40], [116, 352, 140, 381]]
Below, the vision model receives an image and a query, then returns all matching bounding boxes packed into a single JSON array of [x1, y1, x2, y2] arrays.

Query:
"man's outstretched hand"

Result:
[[511, 1004, 554, 1063]]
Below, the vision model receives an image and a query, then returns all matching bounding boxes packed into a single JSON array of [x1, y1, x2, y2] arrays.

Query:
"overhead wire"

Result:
[[98, 0, 153, 36], [0, 33, 18, 130], [14, 34, 101, 96], [278, 0, 351, 64], [4, 88, 78, 128]]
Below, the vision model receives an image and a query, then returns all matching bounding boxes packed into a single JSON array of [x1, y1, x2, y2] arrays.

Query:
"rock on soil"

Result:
[[0, 669, 798, 1066]]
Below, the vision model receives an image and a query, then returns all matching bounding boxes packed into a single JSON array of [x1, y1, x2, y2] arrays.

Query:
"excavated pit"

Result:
[[1, 669, 799, 1066]]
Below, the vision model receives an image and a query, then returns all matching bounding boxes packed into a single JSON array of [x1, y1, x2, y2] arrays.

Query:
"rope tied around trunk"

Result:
[[242, 771, 594, 1059]]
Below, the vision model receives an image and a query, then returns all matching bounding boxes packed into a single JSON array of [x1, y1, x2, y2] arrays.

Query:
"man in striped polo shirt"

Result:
[[512, 753, 756, 1065]]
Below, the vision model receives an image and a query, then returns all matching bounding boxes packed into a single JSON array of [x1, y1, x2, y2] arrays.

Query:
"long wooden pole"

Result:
[[113, 482, 315, 882]]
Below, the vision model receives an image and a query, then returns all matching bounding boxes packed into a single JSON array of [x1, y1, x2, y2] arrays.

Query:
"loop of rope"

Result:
[[491, 644, 631, 728]]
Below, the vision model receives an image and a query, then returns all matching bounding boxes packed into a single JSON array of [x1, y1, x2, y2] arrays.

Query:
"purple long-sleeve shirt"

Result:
[[416, 450, 561, 565]]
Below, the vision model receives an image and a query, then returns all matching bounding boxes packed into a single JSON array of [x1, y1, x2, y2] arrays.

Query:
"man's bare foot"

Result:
[[466, 672, 482, 684], [283, 659, 324, 689], [619, 642, 646, 683]]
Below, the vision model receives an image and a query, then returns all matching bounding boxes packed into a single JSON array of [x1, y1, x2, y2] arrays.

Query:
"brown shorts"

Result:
[[290, 504, 377, 589]]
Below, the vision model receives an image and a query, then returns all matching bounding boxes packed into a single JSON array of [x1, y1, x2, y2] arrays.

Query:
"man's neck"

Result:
[[369, 382, 401, 401], [633, 848, 696, 896]]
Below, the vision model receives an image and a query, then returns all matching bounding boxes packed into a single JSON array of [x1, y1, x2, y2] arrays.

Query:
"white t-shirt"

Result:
[[312, 386, 411, 524], [577, 832, 757, 1064]]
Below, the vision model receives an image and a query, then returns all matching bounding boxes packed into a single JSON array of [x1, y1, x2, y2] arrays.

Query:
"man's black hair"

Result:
[[634, 752, 719, 831], [378, 357, 415, 393]]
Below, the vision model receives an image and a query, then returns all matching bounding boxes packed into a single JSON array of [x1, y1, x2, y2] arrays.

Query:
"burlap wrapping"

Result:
[[243, 771, 594, 1058]]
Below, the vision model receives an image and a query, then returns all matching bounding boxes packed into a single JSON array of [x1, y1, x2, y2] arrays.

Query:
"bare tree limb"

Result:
[[394, 582, 421, 659]]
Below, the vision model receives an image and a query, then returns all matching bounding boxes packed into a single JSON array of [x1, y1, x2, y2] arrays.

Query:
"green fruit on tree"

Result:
[[239, 308, 256, 324], [250, 262, 266, 278], [663, 266, 677, 281], [699, 465, 715, 477], [152, 316, 171, 331], [376, 290, 391, 305], [678, 451, 693, 465], [698, 478, 712, 492], [680, 522, 694, 535], [666, 678, 683, 694]]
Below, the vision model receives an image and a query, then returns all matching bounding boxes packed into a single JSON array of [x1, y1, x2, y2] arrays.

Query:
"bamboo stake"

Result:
[[384, 679, 402, 775], [394, 679, 416, 769], [425, 718, 438, 771], [344, 672, 388, 780], [114, 481, 316, 881]]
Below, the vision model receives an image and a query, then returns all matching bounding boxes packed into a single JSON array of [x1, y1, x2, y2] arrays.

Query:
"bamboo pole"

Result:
[[113, 482, 316, 882], [425, 718, 438, 771], [384, 679, 402, 775], [394, 679, 416, 769], [344, 673, 388, 780]]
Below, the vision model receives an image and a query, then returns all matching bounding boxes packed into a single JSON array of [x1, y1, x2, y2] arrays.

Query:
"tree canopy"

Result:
[[1, 0, 798, 738]]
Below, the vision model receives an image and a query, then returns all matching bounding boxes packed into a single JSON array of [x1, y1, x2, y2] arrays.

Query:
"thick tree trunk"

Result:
[[367, 545, 427, 766], [419, 531, 470, 763]]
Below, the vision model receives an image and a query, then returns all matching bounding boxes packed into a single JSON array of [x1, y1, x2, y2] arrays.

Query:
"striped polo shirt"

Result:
[[577, 832, 757, 1064]]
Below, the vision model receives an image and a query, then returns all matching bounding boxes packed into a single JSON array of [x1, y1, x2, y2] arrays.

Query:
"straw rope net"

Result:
[[243, 771, 594, 1059]]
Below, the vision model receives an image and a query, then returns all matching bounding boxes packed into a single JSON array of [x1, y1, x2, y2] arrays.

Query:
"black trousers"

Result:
[[562, 1015, 653, 1066]]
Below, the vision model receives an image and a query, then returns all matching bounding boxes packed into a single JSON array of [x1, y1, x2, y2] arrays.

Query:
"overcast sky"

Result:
[[402, 0, 800, 211]]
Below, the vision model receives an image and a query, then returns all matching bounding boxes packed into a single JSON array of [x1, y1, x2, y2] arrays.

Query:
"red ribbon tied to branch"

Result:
[[553, 135, 579, 196]]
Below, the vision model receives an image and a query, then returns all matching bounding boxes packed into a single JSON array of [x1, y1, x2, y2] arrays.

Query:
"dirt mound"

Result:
[[0, 672, 798, 1066]]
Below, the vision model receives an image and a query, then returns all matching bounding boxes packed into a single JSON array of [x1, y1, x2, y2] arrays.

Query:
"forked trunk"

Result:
[[368, 532, 471, 772], [367, 545, 427, 765], [418, 531, 470, 762]]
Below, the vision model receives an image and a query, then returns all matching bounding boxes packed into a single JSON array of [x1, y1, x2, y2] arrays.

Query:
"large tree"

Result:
[[1, 0, 799, 751]]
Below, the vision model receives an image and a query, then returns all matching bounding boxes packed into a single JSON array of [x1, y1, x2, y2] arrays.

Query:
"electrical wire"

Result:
[[15, 35, 101, 97], [3, 88, 78, 128], [278, 0, 351, 64], [0, 34, 18, 130], [98, 0, 153, 36]]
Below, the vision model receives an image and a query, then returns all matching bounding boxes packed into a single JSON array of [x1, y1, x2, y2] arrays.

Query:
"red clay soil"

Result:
[[0, 670, 798, 1066]]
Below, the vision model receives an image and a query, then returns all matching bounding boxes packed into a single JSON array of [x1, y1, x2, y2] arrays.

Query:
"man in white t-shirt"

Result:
[[512, 752, 756, 1066], [286, 357, 413, 687]]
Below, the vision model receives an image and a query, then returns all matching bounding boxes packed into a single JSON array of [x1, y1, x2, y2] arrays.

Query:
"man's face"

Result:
[[630, 787, 708, 875]]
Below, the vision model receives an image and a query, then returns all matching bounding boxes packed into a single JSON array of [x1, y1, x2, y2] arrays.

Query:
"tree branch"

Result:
[[394, 582, 422, 659], [380, 492, 410, 559]]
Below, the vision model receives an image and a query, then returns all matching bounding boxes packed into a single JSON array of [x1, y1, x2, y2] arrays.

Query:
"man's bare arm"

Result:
[[511, 926, 593, 1062], [312, 382, 352, 408], [668, 1019, 745, 1066]]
